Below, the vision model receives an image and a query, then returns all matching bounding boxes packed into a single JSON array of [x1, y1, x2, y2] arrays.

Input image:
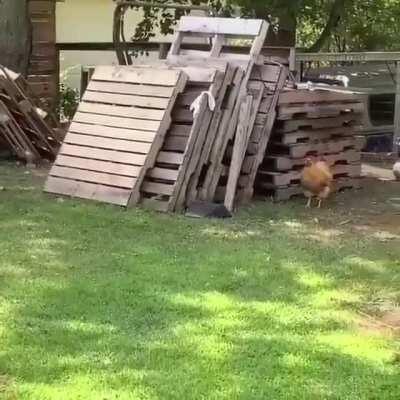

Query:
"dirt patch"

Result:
[[358, 309, 400, 337], [0, 375, 16, 399]]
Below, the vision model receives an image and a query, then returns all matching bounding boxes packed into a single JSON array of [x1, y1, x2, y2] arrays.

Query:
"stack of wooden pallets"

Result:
[[45, 16, 287, 211], [0, 65, 60, 163], [254, 89, 365, 201], [44, 16, 365, 212]]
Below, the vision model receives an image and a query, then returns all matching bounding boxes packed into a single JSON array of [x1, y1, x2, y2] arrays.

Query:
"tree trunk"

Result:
[[307, 0, 347, 52], [0, 0, 31, 75]]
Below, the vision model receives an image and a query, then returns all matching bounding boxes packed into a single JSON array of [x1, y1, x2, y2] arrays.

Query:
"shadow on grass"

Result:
[[0, 184, 399, 399]]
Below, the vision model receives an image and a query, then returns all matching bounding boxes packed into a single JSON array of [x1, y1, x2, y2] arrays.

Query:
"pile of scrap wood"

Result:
[[45, 16, 287, 211], [0, 65, 61, 164], [44, 16, 364, 213], [255, 88, 365, 201]]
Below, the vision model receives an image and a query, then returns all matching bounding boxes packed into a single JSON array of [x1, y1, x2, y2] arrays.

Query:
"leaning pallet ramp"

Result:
[[45, 65, 187, 206]]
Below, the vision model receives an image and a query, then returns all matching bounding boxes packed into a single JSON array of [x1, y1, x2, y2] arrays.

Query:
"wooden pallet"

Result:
[[45, 66, 187, 206], [256, 177, 362, 202], [256, 163, 361, 187], [166, 16, 269, 208], [278, 89, 364, 106], [277, 101, 364, 121], [0, 100, 40, 161], [140, 62, 229, 212], [235, 63, 289, 204], [277, 113, 362, 133], [168, 16, 269, 66], [261, 149, 361, 172], [276, 126, 356, 145], [269, 136, 365, 159], [0, 65, 60, 160]]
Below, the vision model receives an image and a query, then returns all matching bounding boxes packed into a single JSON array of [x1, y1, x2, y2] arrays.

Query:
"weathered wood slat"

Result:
[[257, 163, 361, 187], [78, 102, 165, 121], [147, 167, 179, 181], [50, 166, 136, 188], [91, 66, 181, 86], [278, 90, 363, 105], [60, 144, 147, 165], [83, 91, 170, 109], [158, 151, 184, 164], [277, 102, 364, 121], [55, 155, 141, 177], [142, 181, 174, 196], [64, 133, 152, 154], [69, 122, 156, 143], [87, 80, 175, 98], [263, 149, 361, 172], [74, 112, 163, 132], [178, 16, 265, 37], [256, 177, 362, 202], [277, 113, 362, 133], [45, 176, 131, 206]]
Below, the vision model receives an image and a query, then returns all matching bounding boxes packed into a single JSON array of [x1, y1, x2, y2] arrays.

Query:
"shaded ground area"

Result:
[[0, 161, 399, 400]]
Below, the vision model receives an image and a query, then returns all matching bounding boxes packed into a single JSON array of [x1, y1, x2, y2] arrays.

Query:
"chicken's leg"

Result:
[[317, 198, 322, 208], [306, 197, 312, 208]]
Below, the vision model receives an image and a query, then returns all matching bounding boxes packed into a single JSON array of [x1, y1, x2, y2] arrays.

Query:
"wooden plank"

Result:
[[158, 151, 184, 164], [277, 102, 364, 121], [164, 136, 187, 152], [147, 167, 179, 181], [264, 149, 361, 172], [78, 102, 165, 121], [83, 91, 170, 109], [278, 90, 361, 105], [91, 66, 181, 86], [74, 112, 163, 132], [278, 113, 362, 133], [142, 181, 174, 196], [224, 95, 253, 212], [69, 122, 156, 143], [64, 133, 152, 154], [169, 124, 191, 137], [178, 17, 264, 37], [278, 126, 356, 145], [45, 176, 131, 206], [87, 80, 174, 98], [55, 155, 141, 177], [50, 166, 136, 189], [60, 144, 147, 165], [257, 163, 361, 187], [270, 136, 365, 159], [256, 177, 361, 202], [210, 34, 225, 57]]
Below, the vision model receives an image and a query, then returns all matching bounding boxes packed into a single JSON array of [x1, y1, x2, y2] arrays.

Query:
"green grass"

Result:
[[0, 163, 399, 399]]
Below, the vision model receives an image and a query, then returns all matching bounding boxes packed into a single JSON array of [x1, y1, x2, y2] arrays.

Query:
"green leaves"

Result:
[[126, 0, 400, 52]]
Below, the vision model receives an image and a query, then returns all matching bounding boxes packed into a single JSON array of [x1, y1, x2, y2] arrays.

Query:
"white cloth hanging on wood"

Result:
[[190, 91, 216, 118]]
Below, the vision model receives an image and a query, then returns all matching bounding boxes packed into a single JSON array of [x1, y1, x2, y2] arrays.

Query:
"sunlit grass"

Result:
[[0, 162, 399, 400]]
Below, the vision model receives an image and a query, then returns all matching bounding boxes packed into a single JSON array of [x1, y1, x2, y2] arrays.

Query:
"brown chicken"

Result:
[[301, 157, 333, 208]]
